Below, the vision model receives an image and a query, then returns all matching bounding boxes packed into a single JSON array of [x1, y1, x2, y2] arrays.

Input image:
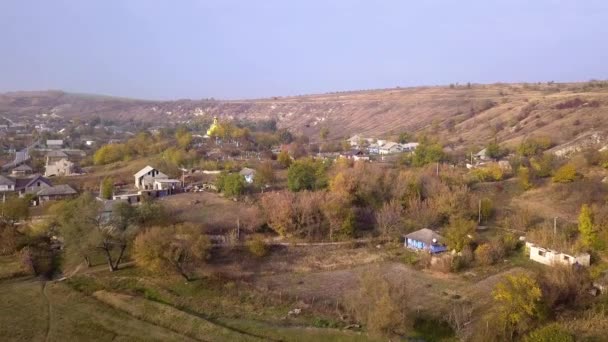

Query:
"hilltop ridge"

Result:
[[2, 81, 608, 149]]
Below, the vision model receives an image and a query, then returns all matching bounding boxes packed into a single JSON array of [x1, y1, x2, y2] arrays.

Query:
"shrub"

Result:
[[216, 172, 245, 197], [246, 235, 268, 257], [277, 150, 292, 168], [552, 164, 576, 183], [554, 98, 584, 110], [524, 324, 574, 342], [475, 243, 496, 266], [471, 163, 504, 182], [518, 137, 553, 157], [538, 266, 589, 311], [345, 266, 410, 336], [518, 167, 533, 190], [287, 159, 327, 192]]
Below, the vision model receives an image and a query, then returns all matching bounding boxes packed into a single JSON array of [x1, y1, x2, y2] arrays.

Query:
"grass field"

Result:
[[0, 239, 545, 341], [0, 278, 194, 341]]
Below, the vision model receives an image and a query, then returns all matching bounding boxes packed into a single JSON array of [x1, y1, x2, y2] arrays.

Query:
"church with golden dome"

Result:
[[206, 116, 219, 137]]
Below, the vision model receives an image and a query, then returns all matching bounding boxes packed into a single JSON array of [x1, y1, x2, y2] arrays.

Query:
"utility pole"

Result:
[[554, 217, 558, 236]]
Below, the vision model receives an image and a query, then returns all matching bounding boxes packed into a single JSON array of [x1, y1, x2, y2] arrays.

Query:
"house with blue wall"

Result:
[[404, 228, 448, 254]]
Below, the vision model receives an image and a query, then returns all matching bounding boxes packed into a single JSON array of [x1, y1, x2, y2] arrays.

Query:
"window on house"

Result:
[[538, 250, 545, 257]]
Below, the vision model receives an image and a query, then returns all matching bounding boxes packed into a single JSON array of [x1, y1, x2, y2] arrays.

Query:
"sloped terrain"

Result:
[[2, 82, 608, 148]]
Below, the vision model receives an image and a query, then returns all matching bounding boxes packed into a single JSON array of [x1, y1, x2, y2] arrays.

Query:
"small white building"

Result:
[[153, 179, 182, 192], [134, 166, 168, 190], [46, 140, 64, 149], [239, 167, 256, 184], [0, 175, 16, 192], [379, 142, 402, 155], [400, 142, 419, 152], [45, 158, 75, 177], [525, 242, 590, 267]]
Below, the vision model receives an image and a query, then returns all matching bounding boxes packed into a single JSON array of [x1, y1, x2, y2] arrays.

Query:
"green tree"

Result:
[[100, 177, 114, 199], [412, 137, 445, 167], [445, 217, 476, 252], [578, 204, 596, 248], [486, 139, 505, 159], [217, 172, 245, 197], [398, 132, 411, 144], [517, 137, 553, 157], [287, 160, 317, 192], [0, 197, 30, 224], [492, 274, 542, 340]]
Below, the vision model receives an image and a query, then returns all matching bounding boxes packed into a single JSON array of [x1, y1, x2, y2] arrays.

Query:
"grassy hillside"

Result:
[[2, 81, 608, 149]]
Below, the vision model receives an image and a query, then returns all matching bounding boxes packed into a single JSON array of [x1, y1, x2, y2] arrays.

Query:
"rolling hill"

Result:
[[2, 81, 608, 149]]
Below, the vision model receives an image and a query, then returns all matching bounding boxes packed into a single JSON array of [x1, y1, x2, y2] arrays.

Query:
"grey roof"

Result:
[[404, 228, 444, 245], [0, 175, 16, 186], [37, 184, 77, 196], [23, 175, 52, 189], [12, 164, 33, 171], [135, 165, 159, 178], [46, 151, 68, 158]]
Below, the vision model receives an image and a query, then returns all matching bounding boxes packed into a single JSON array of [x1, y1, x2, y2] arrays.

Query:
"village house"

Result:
[[525, 241, 591, 267], [239, 167, 256, 184], [379, 142, 403, 155], [46, 151, 69, 164], [45, 158, 75, 177], [11, 164, 33, 176], [46, 139, 64, 149], [404, 228, 448, 254], [36, 184, 78, 203], [134, 165, 169, 190], [16, 175, 53, 196], [340, 150, 370, 161], [400, 142, 419, 152], [153, 179, 182, 193], [0, 175, 16, 192]]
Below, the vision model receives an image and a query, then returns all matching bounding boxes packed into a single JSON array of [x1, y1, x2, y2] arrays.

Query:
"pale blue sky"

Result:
[[1, 1, 607, 99]]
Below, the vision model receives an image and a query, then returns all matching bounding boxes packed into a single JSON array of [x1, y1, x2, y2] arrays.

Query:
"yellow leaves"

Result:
[[471, 162, 504, 182], [493, 274, 542, 327], [552, 163, 577, 183]]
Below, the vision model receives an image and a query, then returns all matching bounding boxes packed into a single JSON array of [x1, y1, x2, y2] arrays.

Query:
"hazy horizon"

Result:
[[2, 1, 608, 100]]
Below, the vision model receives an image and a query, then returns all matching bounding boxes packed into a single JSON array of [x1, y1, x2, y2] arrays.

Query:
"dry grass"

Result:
[[93, 290, 259, 341], [0, 279, 193, 342], [161, 192, 263, 234]]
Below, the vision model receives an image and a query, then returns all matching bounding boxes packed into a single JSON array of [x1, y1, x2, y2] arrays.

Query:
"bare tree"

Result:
[[376, 200, 404, 241]]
